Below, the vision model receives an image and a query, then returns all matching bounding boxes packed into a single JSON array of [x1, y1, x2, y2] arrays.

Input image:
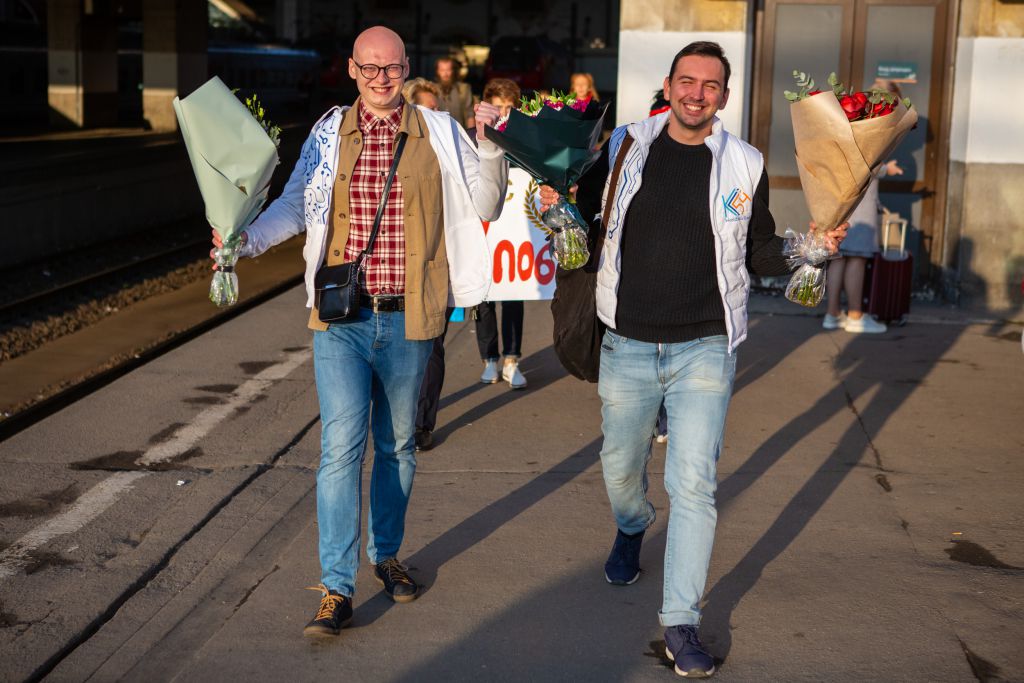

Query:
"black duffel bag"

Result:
[[550, 134, 633, 382]]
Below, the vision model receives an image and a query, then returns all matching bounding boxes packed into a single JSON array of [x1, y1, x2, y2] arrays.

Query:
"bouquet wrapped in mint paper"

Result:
[[172, 76, 281, 306], [485, 92, 608, 270]]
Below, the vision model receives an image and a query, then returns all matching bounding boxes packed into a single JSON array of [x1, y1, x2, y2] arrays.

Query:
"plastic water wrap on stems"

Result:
[[210, 236, 241, 307], [543, 197, 590, 269], [782, 228, 831, 307]]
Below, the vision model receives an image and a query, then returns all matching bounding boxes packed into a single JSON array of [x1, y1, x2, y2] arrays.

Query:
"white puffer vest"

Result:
[[596, 114, 764, 353]]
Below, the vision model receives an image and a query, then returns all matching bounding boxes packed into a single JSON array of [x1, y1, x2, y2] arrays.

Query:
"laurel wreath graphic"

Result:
[[524, 180, 553, 237]]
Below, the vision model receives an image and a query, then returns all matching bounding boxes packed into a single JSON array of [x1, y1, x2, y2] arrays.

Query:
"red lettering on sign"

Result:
[[493, 240, 557, 286], [535, 242, 555, 285], [494, 240, 515, 282], [517, 242, 535, 281]]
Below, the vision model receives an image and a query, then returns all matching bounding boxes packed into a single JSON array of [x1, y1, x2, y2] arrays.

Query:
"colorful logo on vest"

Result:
[[722, 188, 751, 220]]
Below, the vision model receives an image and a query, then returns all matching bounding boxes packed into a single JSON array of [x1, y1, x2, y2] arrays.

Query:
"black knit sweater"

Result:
[[575, 129, 789, 344]]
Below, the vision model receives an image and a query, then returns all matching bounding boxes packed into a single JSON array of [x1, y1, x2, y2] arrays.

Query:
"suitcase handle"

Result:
[[881, 216, 908, 261]]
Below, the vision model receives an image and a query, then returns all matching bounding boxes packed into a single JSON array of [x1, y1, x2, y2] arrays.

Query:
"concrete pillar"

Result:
[[142, 0, 207, 132], [47, 0, 119, 128]]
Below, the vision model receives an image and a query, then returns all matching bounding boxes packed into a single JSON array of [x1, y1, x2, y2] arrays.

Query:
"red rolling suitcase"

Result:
[[863, 217, 912, 325]]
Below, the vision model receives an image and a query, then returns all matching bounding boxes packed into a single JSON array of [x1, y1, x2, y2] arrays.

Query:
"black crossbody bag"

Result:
[[314, 132, 408, 324]]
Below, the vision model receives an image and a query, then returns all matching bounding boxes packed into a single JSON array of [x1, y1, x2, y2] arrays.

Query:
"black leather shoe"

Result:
[[414, 429, 434, 451], [374, 558, 419, 603], [303, 585, 352, 636]]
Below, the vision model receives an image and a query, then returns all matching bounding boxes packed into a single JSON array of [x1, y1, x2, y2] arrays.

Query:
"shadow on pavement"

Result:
[[356, 436, 604, 628], [369, 320, 967, 679], [432, 345, 564, 447], [701, 322, 966, 665]]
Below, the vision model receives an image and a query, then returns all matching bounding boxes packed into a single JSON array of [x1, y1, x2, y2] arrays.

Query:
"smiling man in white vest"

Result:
[[542, 42, 846, 677]]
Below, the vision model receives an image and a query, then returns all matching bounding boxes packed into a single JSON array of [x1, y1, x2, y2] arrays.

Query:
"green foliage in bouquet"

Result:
[[233, 89, 282, 148]]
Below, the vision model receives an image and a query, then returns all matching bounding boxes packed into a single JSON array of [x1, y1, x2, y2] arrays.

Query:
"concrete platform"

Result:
[[0, 287, 1021, 682]]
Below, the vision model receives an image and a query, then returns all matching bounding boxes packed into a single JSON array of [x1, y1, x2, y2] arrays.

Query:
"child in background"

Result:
[[570, 73, 600, 107]]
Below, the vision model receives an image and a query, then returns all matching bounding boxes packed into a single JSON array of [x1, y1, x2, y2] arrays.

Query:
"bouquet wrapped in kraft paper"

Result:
[[788, 71, 918, 231], [781, 71, 917, 307]]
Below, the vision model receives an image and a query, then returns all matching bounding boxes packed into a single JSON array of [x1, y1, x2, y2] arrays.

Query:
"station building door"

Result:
[[750, 0, 956, 280]]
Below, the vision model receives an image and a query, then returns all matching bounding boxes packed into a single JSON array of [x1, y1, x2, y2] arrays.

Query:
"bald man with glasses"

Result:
[[212, 26, 508, 637]]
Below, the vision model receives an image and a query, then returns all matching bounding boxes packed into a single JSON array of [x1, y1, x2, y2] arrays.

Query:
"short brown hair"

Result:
[[668, 41, 731, 91], [483, 78, 521, 103]]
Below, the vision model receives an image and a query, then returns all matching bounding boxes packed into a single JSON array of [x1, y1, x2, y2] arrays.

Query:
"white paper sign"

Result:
[[483, 168, 557, 301]]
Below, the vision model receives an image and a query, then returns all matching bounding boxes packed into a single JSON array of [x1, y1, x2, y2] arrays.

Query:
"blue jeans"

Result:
[[597, 330, 736, 627], [313, 308, 432, 597]]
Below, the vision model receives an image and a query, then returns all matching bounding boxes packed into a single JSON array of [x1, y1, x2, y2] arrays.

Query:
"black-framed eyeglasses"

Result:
[[353, 61, 405, 80]]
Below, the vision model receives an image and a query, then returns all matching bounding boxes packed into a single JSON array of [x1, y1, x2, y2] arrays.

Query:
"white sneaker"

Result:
[[502, 358, 527, 389], [822, 312, 847, 330], [480, 360, 500, 384], [845, 315, 887, 334]]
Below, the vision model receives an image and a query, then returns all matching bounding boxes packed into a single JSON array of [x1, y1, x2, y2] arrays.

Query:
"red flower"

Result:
[[808, 89, 823, 96], [871, 101, 895, 118], [839, 92, 869, 121], [839, 95, 859, 121]]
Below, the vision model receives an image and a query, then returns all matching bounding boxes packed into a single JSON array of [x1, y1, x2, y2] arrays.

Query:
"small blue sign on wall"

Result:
[[876, 62, 918, 84]]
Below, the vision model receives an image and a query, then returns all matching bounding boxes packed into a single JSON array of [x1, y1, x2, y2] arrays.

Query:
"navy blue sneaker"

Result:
[[604, 528, 643, 585], [664, 625, 715, 678]]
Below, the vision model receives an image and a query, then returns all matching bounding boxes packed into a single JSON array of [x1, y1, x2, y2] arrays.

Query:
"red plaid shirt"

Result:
[[345, 101, 405, 295]]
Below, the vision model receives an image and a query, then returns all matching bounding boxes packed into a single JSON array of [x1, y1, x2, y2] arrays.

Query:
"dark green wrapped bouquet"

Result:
[[485, 92, 609, 270]]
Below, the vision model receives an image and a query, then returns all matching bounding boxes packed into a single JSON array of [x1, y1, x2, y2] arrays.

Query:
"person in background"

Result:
[[414, 77, 524, 449], [571, 72, 600, 105], [651, 90, 670, 444], [408, 76, 448, 451], [823, 80, 904, 334], [474, 78, 528, 390], [435, 57, 475, 129], [402, 77, 441, 111], [650, 88, 670, 116]]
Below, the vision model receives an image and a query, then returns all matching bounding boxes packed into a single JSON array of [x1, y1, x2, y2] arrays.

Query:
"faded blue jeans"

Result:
[[313, 308, 432, 597], [597, 330, 736, 627]]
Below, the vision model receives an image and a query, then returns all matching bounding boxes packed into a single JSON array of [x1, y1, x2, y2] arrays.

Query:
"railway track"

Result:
[[0, 235, 305, 442], [0, 239, 210, 319]]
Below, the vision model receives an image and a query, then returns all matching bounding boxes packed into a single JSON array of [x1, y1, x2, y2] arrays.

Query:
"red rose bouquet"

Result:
[[784, 71, 918, 233], [777, 71, 917, 307]]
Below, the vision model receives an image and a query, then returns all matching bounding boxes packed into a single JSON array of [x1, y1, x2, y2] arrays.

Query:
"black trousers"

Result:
[[415, 307, 454, 432], [474, 300, 524, 359]]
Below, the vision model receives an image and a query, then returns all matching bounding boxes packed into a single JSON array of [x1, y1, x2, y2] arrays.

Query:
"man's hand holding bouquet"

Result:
[[484, 91, 609, 270], [173, 76, 282, 307]]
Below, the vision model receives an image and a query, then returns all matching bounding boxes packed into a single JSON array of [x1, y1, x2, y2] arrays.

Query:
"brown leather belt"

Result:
[[360, 294, 405, 312]]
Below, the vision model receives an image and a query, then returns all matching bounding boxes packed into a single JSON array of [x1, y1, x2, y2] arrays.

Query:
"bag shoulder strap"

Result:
[[363, 131, 408, 258], [597, 134, 634, 254]]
